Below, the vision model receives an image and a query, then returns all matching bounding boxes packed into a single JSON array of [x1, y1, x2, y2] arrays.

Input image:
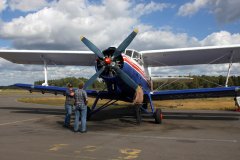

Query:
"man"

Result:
[[74, 81, 88, 133], [133, 85, 144, 124], [234, 96, 240, 112], [64, 83, 75, 127]]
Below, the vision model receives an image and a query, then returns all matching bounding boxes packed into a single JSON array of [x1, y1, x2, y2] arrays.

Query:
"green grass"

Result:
[[17, 96, 237, 111], [3, 89, 236, 110], [0, 89, 30, 95]]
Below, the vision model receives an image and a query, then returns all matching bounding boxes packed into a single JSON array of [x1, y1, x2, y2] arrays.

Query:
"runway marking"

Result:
[[74, 145, 99, 154], [83, 145, 98, 152], [119, 148, 141, 160], [0, 115, 56, 126], [89, 132, 238, 143], [49, 144, 69, 151]]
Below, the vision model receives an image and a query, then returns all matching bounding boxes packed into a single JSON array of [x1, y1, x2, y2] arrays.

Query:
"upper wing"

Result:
[[0, 50, 96, 66], [141, 45, 240, 67]]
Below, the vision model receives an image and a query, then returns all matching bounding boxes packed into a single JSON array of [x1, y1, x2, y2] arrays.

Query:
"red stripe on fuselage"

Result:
[[122, 55, 147, 81]]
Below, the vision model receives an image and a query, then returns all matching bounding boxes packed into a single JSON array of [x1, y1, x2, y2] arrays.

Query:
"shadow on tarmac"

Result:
[[163, 111, 240, 120], [0, 106, 239, 122]]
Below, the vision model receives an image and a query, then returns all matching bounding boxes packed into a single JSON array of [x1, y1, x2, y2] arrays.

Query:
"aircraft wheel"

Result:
[[135, 104, 142, 125], [154, 109, 163, 124]]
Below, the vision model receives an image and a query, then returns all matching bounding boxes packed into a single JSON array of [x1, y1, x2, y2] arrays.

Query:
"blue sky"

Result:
[[0, 0, 240, 85], [0, 0, 240, 49]]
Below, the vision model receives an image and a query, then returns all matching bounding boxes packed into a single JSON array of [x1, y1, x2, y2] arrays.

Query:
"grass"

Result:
[[0, 89, 30, 95], [17, 96, 237, 111], [2, 89, 236, 110], [18, 97, 130, 108], [153, 97, 236, 111]]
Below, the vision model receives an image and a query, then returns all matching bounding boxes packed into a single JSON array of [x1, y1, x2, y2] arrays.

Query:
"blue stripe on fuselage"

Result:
[[122, 61, 150, 92]]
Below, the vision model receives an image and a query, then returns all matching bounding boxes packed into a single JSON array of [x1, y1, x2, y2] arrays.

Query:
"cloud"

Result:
[[132, 25, 200, 50], [0, 0, 171, 50], [213, 0, 240, 23], [133, 1, 173, 17], [178, 0, 240, 23], [201, 31, 240, 46], [0, 0, 240, 86], [0, 0, 7, 13], [178, 0, 208, 16], [8, 0, 52, 12]]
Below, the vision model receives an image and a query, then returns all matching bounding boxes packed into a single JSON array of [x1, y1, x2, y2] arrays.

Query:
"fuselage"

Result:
[[122, 54, 150, 92], [96, 49, 151, 101]]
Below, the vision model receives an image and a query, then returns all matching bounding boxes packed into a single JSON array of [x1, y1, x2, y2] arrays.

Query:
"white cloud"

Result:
[[0, 0, 171, 50], [8, 0, 51, 12], [178, 0, 208, 16], [0, 0, 240, 86], [0, 58, 96, 85], [178, 0, 240, 23], [201, 31, 240, 46], [132, 25, 200, 50], [133, 1, 172, 17], [0, 0, 7, 12]]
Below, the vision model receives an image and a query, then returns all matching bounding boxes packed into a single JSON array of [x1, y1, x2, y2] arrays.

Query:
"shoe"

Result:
[[80, 130, 87, 133], [73, 130, 79, 133], [63, 124, 70, 128]]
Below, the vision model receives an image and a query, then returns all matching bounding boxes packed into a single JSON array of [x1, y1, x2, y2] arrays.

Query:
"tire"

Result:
[[135, 104, 142, 125], [154, 109, 163, 124]]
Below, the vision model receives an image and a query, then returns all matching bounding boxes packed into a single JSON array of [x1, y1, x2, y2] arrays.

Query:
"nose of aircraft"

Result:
[[104, 57, 111, 65]]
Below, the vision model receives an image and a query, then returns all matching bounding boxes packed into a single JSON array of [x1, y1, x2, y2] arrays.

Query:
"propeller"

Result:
[[83, 67, 105, 90], [81, 36, 104, 59], [113, 66, 138, 91], [112, 28, 138, 59], [81, 29, 139, 91]]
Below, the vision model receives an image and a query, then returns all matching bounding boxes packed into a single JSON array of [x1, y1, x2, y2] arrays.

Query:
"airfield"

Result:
[[0, 92, 240, 160]]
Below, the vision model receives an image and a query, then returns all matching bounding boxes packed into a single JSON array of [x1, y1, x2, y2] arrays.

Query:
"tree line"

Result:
[[34, 77, 105, 90], [34, 75, 240, 90], [153, 75, 240, 90]]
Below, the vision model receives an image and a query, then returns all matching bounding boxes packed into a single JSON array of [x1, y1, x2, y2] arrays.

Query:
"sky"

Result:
[[0, 0, 240, 86]]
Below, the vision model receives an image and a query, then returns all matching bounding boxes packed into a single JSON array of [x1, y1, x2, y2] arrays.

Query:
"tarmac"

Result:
[[0, 93, 240, 160]]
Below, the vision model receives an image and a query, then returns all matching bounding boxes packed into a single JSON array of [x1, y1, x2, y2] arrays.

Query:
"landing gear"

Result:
[[87, 106, 92, 121], [154, 109, 163, 124], [135, 104, 142, 125]]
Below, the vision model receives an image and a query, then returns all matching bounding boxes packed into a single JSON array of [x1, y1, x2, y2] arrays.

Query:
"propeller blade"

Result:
[[112, 28, 138, 59], [113, 66, 138, 91], [81, 36, 104, 59], [83, 67, 105, 89]]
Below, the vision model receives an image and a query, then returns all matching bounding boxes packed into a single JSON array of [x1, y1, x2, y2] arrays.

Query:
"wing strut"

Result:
[[40, 55, 48, 86], [225, 50, 234, 87]]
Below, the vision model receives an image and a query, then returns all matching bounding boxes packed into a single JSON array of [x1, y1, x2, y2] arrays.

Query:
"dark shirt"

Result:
[[65, 89, 74, 105]]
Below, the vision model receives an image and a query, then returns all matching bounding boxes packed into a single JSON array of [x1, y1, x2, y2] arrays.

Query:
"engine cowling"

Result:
[[96, 47, 124, 79]]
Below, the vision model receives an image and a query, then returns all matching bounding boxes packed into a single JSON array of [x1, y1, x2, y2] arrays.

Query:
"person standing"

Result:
[[74, 81, 88, 133], [133, 85, 144, 124], [64, 83, 75, 127], [234, 96, 240, 112]]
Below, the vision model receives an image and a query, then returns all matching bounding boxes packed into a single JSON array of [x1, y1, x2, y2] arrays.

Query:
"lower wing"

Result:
[[151, 86, 240, 100], [14, 83, 98, 97]]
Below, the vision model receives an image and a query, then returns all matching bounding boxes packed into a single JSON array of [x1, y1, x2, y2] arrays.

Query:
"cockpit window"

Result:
[[132, 51, 139, 59], [125, 50, 132, 57]]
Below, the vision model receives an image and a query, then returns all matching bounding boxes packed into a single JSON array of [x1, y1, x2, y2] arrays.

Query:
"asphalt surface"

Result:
[[0, 93, 240, 160]]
